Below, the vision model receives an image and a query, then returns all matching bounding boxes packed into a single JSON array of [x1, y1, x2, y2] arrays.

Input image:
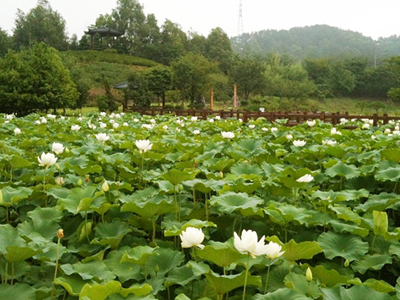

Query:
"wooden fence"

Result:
[[129, 107, 400, 126]]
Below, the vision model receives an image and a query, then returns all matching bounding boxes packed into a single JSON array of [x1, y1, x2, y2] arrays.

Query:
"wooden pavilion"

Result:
[[84, 27, 123, 49]]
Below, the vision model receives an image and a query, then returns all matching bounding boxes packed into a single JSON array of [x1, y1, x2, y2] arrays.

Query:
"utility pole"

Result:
[[237, 0, 243, 36]]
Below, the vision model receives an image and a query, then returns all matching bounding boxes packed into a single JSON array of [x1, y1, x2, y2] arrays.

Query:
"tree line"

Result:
[[0, 0, 400, 115]]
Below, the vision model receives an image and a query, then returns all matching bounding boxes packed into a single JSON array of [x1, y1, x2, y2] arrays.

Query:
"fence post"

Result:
[[383, 113, 389, 125], [373, 113, 378, 127]]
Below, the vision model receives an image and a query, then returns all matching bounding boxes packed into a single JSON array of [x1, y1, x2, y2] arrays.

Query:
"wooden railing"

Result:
[[129, 107, 400, 126]]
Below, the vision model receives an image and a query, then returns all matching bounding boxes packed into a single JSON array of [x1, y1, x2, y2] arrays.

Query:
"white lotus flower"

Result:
[[306, 120, 316, 127], [135, 140, 153, 153], [113, 123, 120, 129], [100, 112, 107, 117], [293, 140, 306, 147], [123, 122, 129, 126], [264, 241, 285, 259], [191, 116, 198, 122], [99, 122, 107, 128], [221, 131, 235, 139], [271, 127, 278, 132], [180, 227, 205, 249], [322, 140, 337, 146], [95, 133, 110, 143], [385, 128, 391, 134], [163, 125, 168, 130], [47, 114, 56, 119], [14, 128, 21, 135], [38, 152, 57, 168], [362, 123, 370, 129], [6, 114, 14, 120], [52, 142, 64, 154], [71, 125, 81, 131], [142, 124, 153, 129], [259, 107, 265, 112], [296, 174, 314, 183], [35, 120, 41, 125], [234, 229, 269, 259], [262, 127, 269, 131], [55, 177, 65, 185], [176, 128, 181, 132], [209, 118, 214, 123], [133, 118, 140, 122], [193, 130, 200, 135], [331, 128, 341, 135], [249, 124, 255, 129], [40, 117, 47, 124], [286, 134, 293, 140], [215, 116, 221, 120]]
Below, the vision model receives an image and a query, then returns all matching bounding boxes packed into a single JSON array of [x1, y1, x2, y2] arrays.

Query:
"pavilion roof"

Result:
[[84, 27, 123, 37]]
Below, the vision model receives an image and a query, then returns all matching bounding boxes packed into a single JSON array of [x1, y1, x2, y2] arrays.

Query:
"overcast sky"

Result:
[[1, 0, 399, 40]]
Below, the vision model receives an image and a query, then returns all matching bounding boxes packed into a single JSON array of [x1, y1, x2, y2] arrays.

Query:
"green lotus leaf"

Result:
[[348, 278, 396, 294], [70, 164, 102, 176], [121, 195, 175, 218], [0, 283, 35, 300], [310, 265, 349, 287], [381, 148, 400, 162], [284, 272, 319, 298], [80, 281, 152, 300], [56, 186, 98, 214], [375, 167, 400, 182], [231, 162, 263, 176], [196, 241, 246, 268], [146, 248, 185, 285], [220, 177, 262, 194], [97, 153, 131, 167], [325, 161, 360, 179], [373, 211, 388, 236], [253, 288, 310, 300], [103, 247, 142, 283], [4, 246, 42, 263], [10, 154, 31, 168], [61, 260, 115, 281], [351, 254, 392, 274], [183, 178, 224, 194], [318, 232, 369, 261], [92, 220, 131, 249], [265, 203, 312, 225], [56, 274, 90, 296], [120, 246, 158, 265], [320, 285, 392, 300], [236, 138, 264, 153], [355, 192, 400, 213], [62, 155, 89, 169], [175, 294, 191, 300], [329, 206, 362, 224], [162, 169, 196, 186], [0, 186, 33, 207], [327, 219, 369, 237], [205, 270, 262, 295], [165, 262, 206, 288], [209, 192, 264, 216], [283, 240, 323, 262], [0, 224, 26, 253]]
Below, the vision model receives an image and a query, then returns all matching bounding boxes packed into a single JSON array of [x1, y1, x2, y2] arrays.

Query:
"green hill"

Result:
[[60, 49, 159, 88], [231, 25, 400, 63]]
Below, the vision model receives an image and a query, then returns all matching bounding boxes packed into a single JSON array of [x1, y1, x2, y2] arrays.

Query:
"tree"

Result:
[[205, 28, 233, 74], [127, 70, 152, 107], [13, 0, 68, 50], [145, 66, 172, 107], [187, 31, 207, 55], [171, 53, 217, 107], [111, 0, 146, 54], [0, 28, 12, 57], [0, 43, 78, 115], [158, 20, 187, 65], [230, 55, 267, 101]]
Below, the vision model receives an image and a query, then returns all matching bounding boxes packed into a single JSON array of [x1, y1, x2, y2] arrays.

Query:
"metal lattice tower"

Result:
[[237, 0, 243, 36]]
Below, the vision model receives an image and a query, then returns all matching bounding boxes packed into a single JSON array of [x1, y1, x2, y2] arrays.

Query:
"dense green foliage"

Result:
[[13, 0, 68, 50], [0, 43, 78, 115], [3, 113, 400, 299], [231, 25, 400, 63]]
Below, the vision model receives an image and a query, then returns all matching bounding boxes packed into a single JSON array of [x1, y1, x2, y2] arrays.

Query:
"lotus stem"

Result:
[[264, 259, 271, 294], [242, 253, 250, 300], [51, 231, 63, 300]]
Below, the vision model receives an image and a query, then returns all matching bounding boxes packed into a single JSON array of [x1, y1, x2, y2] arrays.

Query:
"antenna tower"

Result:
[[237, 0, 243, 36]]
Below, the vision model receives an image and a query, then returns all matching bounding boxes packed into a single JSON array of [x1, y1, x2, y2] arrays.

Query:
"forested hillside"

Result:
[[231, 25, 400, 63]]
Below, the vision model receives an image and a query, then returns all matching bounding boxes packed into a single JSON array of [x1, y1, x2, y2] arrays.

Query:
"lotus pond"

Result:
[[1, 112, 400, 300]]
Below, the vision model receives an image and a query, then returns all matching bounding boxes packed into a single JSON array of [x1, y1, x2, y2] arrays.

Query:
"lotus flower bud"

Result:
[[57, 229, 64, 239], [306, 267, 312, 282]]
